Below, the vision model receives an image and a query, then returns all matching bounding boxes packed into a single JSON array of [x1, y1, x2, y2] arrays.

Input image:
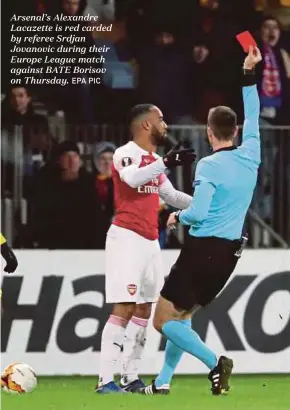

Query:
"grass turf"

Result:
[[2, 375, 289, 410]]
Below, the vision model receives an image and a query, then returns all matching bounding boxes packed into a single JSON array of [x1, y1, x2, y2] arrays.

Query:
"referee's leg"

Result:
[[151, 292, 233, 395], [153, 295, 216, 369], [149, 241, 234, 395]]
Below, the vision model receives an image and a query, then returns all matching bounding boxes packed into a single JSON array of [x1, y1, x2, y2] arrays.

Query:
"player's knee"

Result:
[[134, 303, 152, 319], [112, 303, 135, 321]]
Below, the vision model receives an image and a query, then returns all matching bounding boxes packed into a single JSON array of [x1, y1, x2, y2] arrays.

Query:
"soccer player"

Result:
[[1, 233, 18, 308], [96, 104, 196, 394], [0, 234, 18, 274], [140, 46, 262, 396]]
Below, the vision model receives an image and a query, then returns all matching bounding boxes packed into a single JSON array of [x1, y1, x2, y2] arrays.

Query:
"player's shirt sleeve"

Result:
[[159, 177, 192, 209], [241, 85, 261, 166], [0, 234, 6, 245], [113, 150, 166, 188], [179, 159, 216, 225]]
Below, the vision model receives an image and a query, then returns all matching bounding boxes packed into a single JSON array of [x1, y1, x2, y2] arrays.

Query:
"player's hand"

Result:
[[243, 46, 262, 70], [1, 243, 18, 273], [167, 212, 178, 229], [163, 142, 196, 168]]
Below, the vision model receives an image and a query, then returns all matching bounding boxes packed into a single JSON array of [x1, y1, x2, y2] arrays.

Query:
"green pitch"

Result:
[[2, 375, 289, 410]]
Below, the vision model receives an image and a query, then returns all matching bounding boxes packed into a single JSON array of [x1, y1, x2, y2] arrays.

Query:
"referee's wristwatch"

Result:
[[175, 210, 182, 223]]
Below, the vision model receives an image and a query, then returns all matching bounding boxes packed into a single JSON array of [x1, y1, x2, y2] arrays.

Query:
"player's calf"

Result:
[[121, 314, 149, 391], [98, 303, 136, 389]]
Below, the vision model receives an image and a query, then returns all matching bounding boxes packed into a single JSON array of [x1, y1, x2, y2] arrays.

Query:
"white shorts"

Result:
[[105, 225, 164, 304]]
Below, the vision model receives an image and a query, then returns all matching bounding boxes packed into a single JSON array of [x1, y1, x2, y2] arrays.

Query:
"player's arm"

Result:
[[115, 154, 166, 188], [175, 160, 216, 225], [115, 144, 196, 189], [0, 234, 18, 273], [241, 46, 262, 164], [159, 176, 192, 209]]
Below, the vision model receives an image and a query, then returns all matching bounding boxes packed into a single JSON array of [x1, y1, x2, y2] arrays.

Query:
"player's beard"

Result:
[[151, 126, 167, 147]]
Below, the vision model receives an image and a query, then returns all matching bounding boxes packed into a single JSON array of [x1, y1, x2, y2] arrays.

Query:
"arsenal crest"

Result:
[[127, 284, 137, 295]]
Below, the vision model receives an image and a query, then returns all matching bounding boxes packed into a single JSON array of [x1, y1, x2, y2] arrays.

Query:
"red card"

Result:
[[236, 31, 257, 52]]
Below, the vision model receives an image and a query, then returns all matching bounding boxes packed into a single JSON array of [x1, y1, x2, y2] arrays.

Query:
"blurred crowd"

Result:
[[2, 0, 290, 125], [2, 134, 175, 249], [25, 140, 116, 249], [1, 0, 290, 249]]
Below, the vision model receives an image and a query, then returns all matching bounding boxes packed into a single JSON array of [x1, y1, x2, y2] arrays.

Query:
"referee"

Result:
[[140, 46, 262, 396]]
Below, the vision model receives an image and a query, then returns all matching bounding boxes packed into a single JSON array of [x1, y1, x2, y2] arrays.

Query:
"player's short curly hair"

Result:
[[128, 104, 156, 124], [208, 106, 237, 141]]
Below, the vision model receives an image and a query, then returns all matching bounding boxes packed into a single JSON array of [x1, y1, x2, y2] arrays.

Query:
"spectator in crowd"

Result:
[[249, 16, 290, 245], [29, 141, 105, 249], [192, 0, 253, 122], [257, 15, 290, 125], [197, 0, 258, 32], [92, 142, 116, 244], [255, 15, 290, 244], [255, 0, 290, 29], [24, 0, 100, 17], [124, 0, 197, 53], [2, 86, 49, 133], [59, 0, 96, 17], [41, 0, 104, 124], [123, 0, 153, 53], [1, 86, 52, 196], [86, 0, 115, 20], [137, 30, 197, 124]]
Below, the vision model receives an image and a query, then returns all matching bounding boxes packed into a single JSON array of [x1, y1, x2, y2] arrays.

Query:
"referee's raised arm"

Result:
[[241, 46, 263, 165]]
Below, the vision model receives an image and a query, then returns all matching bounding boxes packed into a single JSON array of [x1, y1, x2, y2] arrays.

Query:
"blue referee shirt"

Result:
[[179, 85, 261, 240]]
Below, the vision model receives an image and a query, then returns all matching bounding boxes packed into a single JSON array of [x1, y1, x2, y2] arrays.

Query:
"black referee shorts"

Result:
[[161, 236, 240, 311]]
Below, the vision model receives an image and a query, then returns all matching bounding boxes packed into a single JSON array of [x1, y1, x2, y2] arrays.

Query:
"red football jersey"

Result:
[[112, 141, 166, 240]]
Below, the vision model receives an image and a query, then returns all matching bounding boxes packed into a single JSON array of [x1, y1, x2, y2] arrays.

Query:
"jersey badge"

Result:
[[127, 284, 137, 295], [122, 157, 132, 167]]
